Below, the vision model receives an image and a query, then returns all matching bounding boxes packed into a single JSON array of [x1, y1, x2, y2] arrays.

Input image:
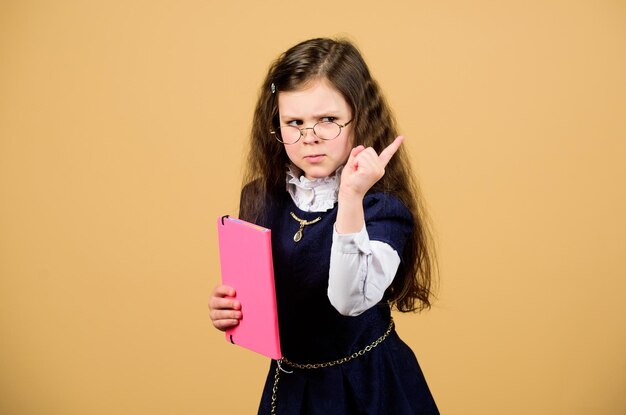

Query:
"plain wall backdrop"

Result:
[[1, 0, 625, 414]]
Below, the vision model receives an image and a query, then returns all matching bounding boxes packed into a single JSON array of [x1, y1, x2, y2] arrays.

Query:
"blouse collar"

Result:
[[286, 165, 342, 212]]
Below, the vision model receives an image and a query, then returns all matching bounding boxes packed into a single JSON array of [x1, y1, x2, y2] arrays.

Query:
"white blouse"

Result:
[[286, 166, 401, 316]]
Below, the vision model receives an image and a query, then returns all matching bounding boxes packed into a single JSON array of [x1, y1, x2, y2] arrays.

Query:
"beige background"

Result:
[[1, 0, 625, 414]]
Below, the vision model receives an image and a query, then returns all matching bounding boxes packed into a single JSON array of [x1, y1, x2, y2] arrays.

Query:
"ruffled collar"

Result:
[[286, 165, 342, 212]]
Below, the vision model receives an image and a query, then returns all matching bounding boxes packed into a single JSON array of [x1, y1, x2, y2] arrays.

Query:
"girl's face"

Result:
[[277, 78, 354, 180]]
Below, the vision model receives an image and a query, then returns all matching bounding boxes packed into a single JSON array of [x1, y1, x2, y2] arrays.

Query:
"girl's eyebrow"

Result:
[[280, 111, 343, 119]]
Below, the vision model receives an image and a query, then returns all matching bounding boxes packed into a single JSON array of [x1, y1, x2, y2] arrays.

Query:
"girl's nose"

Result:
[[301, 127, 319, 143]]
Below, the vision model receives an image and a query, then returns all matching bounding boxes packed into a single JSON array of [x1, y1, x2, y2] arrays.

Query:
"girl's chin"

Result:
[[302, 168, 340, 180]]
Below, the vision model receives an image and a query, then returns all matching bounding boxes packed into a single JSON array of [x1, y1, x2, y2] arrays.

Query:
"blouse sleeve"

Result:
[[327, 226, 400, 316], [327, 193, 413, 316]]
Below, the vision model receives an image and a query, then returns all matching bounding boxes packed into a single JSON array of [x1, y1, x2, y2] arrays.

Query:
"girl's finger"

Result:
[[350, 145, 366, 158], [346, 145, 366, 169], [212, 285, 236, 298], [354, 148, 385, 174], [210, 308, 242, 321], [378, 136, 404, 166], [356, 147, 382, 165], [212, 318, 240, 331], [210, 297, 240, 311]]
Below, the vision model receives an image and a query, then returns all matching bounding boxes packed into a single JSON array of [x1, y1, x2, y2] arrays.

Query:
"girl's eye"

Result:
[[320, 117, 337, 123], [286, 120, 303, 126]]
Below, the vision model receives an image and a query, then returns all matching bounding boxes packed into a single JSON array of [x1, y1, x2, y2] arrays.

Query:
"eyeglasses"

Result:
[[270, 119, 353, 144]]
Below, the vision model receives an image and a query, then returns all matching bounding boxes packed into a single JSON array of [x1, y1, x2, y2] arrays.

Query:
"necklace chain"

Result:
[[289, 212, 321, 242]]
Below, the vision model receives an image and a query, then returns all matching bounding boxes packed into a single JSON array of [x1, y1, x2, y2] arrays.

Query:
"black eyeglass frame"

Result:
[[270, 119, 353, 145]]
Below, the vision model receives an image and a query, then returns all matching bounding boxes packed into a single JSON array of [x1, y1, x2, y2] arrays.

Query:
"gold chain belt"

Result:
[[270, 318, 395, 414]]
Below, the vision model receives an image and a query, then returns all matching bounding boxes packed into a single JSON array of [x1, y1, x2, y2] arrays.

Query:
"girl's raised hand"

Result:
[[340, 136, 404, 198], [208, 285, 242, 331]]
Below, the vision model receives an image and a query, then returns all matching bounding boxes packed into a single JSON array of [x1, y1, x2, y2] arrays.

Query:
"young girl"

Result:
[[209, 38, 439, 414]]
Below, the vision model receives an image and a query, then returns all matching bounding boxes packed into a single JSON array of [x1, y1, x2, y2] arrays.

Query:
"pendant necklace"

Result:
[[289, 212, 322, 242]]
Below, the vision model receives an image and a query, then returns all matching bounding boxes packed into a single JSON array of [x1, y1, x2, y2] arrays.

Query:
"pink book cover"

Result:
[[216, 216, 282, 360]]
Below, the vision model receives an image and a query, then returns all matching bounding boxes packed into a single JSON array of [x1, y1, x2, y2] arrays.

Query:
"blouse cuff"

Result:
[[332, 224, 371, 255]]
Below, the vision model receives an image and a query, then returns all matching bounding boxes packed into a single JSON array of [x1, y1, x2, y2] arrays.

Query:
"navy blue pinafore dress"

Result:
[[256, 191, 439, 415]]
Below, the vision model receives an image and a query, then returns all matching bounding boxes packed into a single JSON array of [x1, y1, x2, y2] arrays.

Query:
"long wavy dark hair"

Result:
[[240, 38, 436, 312]]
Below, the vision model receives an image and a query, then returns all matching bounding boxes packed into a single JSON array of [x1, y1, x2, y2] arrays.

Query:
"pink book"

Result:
[[216, 216, 282, 360]]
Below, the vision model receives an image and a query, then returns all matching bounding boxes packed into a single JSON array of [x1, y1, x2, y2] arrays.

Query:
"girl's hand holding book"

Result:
[[209, 285, 242, 331]]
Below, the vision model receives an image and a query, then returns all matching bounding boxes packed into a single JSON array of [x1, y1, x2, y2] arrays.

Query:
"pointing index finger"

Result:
[[378, 136, 404, 166]]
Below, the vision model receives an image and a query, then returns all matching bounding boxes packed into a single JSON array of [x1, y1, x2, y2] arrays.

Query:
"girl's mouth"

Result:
[[304, 154, 325, 163]]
